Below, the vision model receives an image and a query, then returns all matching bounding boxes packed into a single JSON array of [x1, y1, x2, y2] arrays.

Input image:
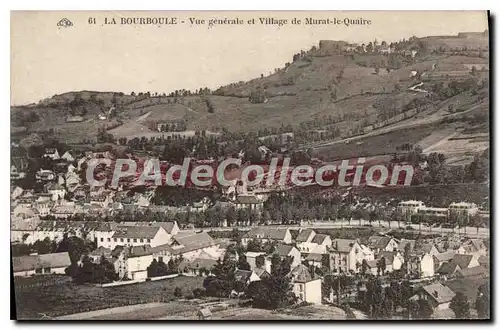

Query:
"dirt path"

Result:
[[136, 111, 152, 122], [423, 132, 458, 153]]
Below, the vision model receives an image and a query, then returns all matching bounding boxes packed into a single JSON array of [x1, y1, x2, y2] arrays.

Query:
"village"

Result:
[[11, 145, 490, 320]]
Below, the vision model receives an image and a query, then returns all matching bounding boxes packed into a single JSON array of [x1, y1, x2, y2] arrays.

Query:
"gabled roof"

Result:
[[288, 264, 316, 283], [305, 253, 323, 262], [398, 239, 416, 252], [133, 221, 178, 234], [433, 251, 455, 263], [235, 195, 262, 204], [112, 226, 161, 239], [457, 266, 487, 278], [244, 227, 290, 241], [275, 244, 297, 257], [253, 267, 270, 278], [452, 254, 476, 269], [234, 269, 253, 283], [462, 239, 486, 253], [296, 229, 315, 243], [368, 236, 393, 249], [331, 239, 357, 253], [311, 234, 329, 245], [420, 283, 456, 304], [377, 251, 398, 264], [436, 261, 461, 275], [13, 252, 71, 272]]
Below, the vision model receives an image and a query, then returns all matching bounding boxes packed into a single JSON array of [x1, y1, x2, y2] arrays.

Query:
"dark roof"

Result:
[[331, 239, 357, 253], [377, 251, 398, 264], [275, 244, 296, 257], [169, 232, 216, 255], [311, 234, 329, 245], [296, 229, 315, 242], [234, 269, 253, 283], [133, 221, 177, 234], [420, 283, 456, 304], [13, 252, 71, 272], [288, 264, 316, 283], [244, 227, 290, 241], [305, 253, 323, 262], [452, 254, 476, 269], [112, 226, 160, 239], [253, 267, 270, 278], [436, 261, 461, 275], [433, 251, 455, 263], [457, 266, 487, 278], [398, 239, 416, 252], [368, 235, 393, 249]]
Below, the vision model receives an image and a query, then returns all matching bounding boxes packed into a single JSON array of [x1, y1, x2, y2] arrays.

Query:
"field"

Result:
[[13, 275, 204, 320], [55, 301, 347, 320]]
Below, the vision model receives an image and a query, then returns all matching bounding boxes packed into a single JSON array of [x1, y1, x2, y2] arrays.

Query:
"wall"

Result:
[[305, 279, 323, 304]]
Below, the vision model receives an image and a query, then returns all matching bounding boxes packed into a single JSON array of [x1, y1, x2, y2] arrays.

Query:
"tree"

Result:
[[475, 284, 490, 319], [174, 286, 183, 297], [450, 292, 471, 319], [237, 252, 251, 271], [376, 257, 386, 276]]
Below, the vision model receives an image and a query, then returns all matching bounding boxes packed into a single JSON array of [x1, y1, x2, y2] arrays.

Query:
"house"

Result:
[[234, 269, 261, 287], [105, 226, 171, 250], [398, 239, 416, 255], [112, 245, 153, 280], [367, 235, 399, 253], [288, 264, 322, 304], [12, 252, 71, 277], [436, 261, 461, 277], [11, 217, 41, 244], [45, 182, 66, 201], [168, 232, 220, 261], [456, 266, 488, 279], [36, 169, 56, 181], [11, 186, 24, 200], [460, 239, 487, 258], [328, 239, 364, 274], [241, 227, 292, 246], [88, 246, 112, 262], [234, 194, 265, 212], [377, 251, 404, 272], [414, 243, 440, 257], [409, 283, 456, 311], [178, 258, 218, 276], [44, 148, 60, 160], [296, 229, 331, 254], [433, 251, 455, 270], [407, 252, 435, 278], [253, 267, 271, 280], [245, 251, 268, 270], [304, 253, 324, 268], [274, 244, 301, 269], [452, 254, 480, 269], [61, 151, 76, 162], [295, 229, 317, 252]]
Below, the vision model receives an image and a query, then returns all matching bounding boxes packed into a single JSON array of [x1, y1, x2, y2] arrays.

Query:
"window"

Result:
[[120, 238, 124, 242], [127, 239, 131, 243], [158, 256, 163, 262], [107, 238, 111, 242], [35, 268, 42, 274], [133, 239, 137, 243], [147, 239, 151, 243], [114, 238, 117, 242], [43, 267, 51, 274], [140, 239, 144, 243], [100, 238, 104, 242]]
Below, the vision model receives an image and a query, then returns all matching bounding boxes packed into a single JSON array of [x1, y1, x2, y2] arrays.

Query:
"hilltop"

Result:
[[11, 31, 489, 163]]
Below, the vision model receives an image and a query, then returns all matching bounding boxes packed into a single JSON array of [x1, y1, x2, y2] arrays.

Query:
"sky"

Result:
[[11, 11, 488, 105]]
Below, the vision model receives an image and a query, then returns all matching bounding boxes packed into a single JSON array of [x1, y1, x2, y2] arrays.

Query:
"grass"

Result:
[[14, 275, 204, 320]]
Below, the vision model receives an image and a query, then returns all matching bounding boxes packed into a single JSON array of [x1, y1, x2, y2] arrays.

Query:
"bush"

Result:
[[174, 286, 183, 297], [193, 288, 205, 298]]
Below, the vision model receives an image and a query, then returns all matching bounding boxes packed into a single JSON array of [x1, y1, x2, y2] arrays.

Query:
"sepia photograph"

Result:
[[10, 10, 491, 321]]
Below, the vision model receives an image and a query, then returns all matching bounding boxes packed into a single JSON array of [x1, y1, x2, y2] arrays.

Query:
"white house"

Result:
[[289, 264, 322, 304], [112, 246, 153, 280], [13, 252, 71, 277], [44, 148, 60, 160], [329, 239, 365, 274], [409, 283, 456, 311], [274, 244, 301, 269], [102, 226, 170, 250]]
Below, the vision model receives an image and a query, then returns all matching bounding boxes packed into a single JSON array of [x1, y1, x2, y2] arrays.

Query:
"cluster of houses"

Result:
[[397, 200, 481, 223], [11, 219, 489, 311]]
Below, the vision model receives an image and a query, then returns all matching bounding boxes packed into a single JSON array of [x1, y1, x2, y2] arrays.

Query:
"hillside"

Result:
[[11, 32, 489, 159]]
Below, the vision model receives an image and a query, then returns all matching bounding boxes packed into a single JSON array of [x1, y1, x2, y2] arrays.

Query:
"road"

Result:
[[180, 219, 490, 239]]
